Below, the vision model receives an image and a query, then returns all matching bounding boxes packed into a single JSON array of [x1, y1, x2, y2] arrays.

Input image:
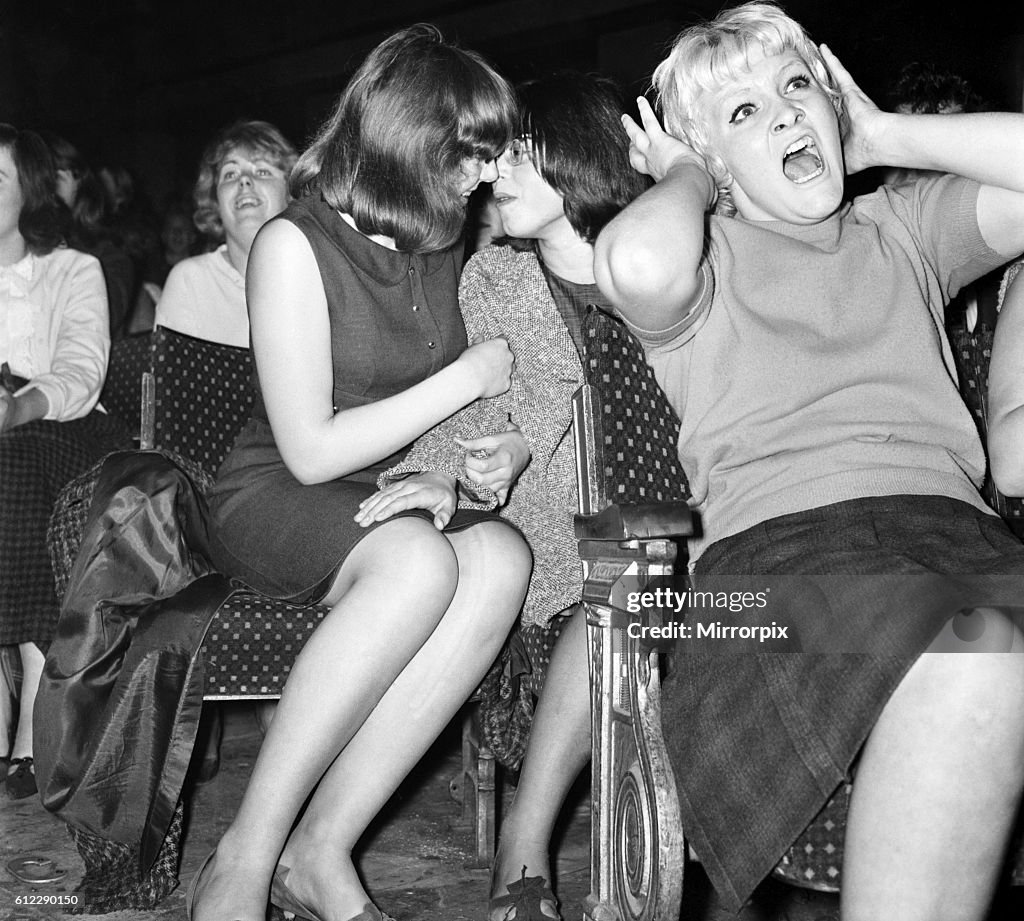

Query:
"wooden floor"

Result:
[[2, 702, 1022, 921]]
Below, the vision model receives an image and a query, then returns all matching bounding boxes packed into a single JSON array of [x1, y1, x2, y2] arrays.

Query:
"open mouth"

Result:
[[782, 136, 824, 184], [235, 196, 261, 210]]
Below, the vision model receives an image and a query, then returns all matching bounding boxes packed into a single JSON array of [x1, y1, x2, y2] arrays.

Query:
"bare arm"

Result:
[[248, 220, 513, 485], [986, 266, 1024, 495], [593, 96, 715, 330], [824, 45, 1024, 259]]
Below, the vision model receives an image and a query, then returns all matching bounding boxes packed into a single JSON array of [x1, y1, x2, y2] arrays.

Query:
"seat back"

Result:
[[578, 310, 690, 512], [148, 326, 255, 475], [100, 334, 153, 435]]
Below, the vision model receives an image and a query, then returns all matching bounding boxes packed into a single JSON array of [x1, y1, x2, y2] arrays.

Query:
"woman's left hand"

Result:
[[355, 472, 457, 530], [820, 44, 889, 175], [456, 424, 531, 504]]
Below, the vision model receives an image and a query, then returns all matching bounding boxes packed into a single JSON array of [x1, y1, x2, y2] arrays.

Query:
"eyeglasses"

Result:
[[501, 136, 533, 167]]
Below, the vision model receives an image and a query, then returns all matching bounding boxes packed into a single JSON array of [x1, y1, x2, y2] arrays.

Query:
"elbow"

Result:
[[594, 232, 696, 317], [988, 432, 1024, 498], [989, 457, 1024, 500], [279, 445, 334, 486]]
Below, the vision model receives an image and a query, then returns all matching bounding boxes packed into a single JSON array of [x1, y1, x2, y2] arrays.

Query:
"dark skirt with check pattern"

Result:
[[0, 411, 130, 648]]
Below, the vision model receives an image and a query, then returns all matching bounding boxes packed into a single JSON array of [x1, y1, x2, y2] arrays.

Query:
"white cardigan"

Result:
[[1, 247, 109, 421]]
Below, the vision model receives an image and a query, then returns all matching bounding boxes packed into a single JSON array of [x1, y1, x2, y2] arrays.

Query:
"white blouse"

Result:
[[0, 248, 110, 421], [154, 246, 250, 349]]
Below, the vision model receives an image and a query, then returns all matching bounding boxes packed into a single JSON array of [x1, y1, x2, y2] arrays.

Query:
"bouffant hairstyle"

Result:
[[290, 24, 516, 255], [193, 120, 298, 240], [0, 124, 66, 256], [653, 1, 843, 216], [515, 72, 651, 245]]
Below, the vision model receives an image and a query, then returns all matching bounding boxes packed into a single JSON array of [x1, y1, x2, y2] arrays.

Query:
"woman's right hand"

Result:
[[623, 96, 708, 183], [457, 337, 515, 399]]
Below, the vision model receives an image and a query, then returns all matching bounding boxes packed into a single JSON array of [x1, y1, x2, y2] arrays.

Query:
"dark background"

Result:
[[1, 0, 1021, 209]]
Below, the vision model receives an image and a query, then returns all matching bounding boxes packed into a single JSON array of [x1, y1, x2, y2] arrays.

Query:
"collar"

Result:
[[303, 195, 454, 285]]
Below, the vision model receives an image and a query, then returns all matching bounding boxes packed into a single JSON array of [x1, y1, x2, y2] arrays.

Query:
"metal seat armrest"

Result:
[[574, 501, 698, 542]]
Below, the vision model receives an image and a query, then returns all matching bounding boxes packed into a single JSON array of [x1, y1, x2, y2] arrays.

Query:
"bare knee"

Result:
[[330, 517, 459, 609], [454, 521, 532, 588]]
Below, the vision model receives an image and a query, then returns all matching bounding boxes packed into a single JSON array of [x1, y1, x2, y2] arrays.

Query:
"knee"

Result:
[[369, 517, 460, 601], [468, 522, 533, 593]]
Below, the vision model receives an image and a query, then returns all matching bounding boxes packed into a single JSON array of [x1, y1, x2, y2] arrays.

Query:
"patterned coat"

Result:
[[382, 244, 583, 625]]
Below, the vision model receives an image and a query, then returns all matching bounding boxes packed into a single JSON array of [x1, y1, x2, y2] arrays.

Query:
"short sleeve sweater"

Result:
[[633, 175, 1007, 560]]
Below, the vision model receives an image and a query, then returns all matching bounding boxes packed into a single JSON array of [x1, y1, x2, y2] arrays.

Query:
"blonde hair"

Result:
[[653, 1, 843, 215]]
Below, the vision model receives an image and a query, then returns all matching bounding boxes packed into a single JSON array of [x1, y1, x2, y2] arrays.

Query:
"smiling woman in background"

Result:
[[154, 119, 297, 347]]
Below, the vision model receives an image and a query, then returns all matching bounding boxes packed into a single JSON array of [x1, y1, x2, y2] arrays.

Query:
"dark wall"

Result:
[[1, 0, 1020, 209]]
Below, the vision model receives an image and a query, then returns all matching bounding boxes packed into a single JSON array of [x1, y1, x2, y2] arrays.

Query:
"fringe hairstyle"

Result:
[[193, 120, 298, 241], [515, 71, 651, 245], [290, 24, 516, 255], [653, 2, 843, 216]]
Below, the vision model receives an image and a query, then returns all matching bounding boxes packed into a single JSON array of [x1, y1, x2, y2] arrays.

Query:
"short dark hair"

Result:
[[516, 72, 651, 244], [193, 119, 298, 240], [291, 24, 515, 255], [0, 124, 66, 255], [890, 63, 980, 114]]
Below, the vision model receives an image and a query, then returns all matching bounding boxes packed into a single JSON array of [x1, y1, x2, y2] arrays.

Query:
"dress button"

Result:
[[408, 267, 415, 276], [412, 304, 419, 312], [427, 341, 436, 349]]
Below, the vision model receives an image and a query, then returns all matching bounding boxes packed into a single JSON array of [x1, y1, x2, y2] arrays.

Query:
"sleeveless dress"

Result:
[[207, 194, 499, 603]]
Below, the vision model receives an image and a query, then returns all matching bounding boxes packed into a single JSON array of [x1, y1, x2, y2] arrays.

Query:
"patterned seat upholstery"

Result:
[[99, 335, 153, 436], [134, 327, 331, 699]]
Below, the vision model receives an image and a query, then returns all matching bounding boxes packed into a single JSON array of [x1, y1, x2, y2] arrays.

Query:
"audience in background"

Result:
[[41, 133, 138, 340]]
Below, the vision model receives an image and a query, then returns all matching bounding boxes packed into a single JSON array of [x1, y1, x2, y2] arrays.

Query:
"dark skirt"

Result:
[[0, 412, 130, 648], [208, 419, 503, 604], [662, 494, 1024, 910]]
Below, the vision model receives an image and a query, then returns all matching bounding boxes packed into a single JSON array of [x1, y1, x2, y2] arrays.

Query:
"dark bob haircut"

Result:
[[0, 124, 66, 256], [193, 119, 299, 240], [516, 72, 651, 245], [290, 24, 516, 255]]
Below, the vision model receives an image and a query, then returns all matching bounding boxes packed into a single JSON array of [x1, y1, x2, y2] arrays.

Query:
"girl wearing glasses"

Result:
[[359, 71, 652, 921]]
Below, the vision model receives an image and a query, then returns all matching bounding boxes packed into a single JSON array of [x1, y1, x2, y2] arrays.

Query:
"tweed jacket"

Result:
[[382, 243, 583, 625]]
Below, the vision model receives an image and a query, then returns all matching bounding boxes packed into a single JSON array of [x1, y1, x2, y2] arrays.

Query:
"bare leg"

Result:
[[191, 518, 529, 921], [12, 642, 44, 759], [842, 613, 1024, 921], [490, 608, 591, 920], [0, 647, 15, 759]]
